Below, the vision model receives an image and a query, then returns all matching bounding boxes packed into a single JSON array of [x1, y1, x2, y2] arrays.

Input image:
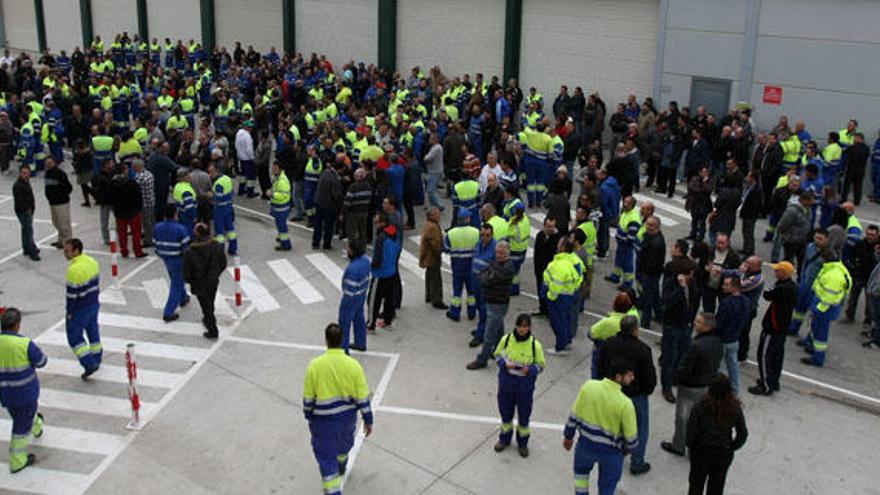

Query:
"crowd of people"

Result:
[[0, 32, 878, 494]]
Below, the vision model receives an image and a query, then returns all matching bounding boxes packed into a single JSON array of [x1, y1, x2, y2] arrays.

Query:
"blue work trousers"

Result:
[[66, 303, 102, 372], [213, 207, 237, 255], [309, 416, 356, 495], [449, 270, 476, 320], [549, 294, 574, 352], [162, 256, 190, 317], [808, 305, 840, 366], [272, 206, 292, 250], [573, 438, 624, 495], [497, 375, 535, 448], [339, 295, 367, 351]]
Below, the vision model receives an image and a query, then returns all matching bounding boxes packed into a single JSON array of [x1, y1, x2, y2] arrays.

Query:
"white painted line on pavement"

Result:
[[0, 418, 128, 455], [141, 278, 168, 309], [399, 250, 424, 280], [99, 312, 205, 336], [267, 258, 324, 305], [98, 287, 127, 306], [0, 215, 55, 223], [0, 462, 91, 495], [39, 358, 182, 389], [376, 405, 563, 431], [37, 331, 209, 362], [38, 388, 154, 419], [215, 291, 235, 318], [228, 264, 280, 312], [233, 204, 312, 232], [224, 335, 400, 359], [0, 232, 57, 267], [305, 253, 343, 291]]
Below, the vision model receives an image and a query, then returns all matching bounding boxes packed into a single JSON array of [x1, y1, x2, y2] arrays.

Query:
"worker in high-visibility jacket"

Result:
[[208, 163, 237, 255], [493, 313, 546, 458], [470, 222, 497, 348], [481, 203, 508, 241], [0, 308, 46, 473], [303, 145, 323, 225], [519, 124, 553, 207], [779, 129, 802, 170], [63, 238, 102, 378], [789, 230, 831, 336], [575, 205, 599, 300], [506, 201, 530, 295], [270, 162, 292, 251], [153, 204, 191, 322], [16, 120, 36, 172], [544, 238, 583, 354], [452, 168, 481, 229], [445, 209, 480, 322], [90, 127, 114, 175], [339, 242, 370, 352], [172, 168, 197, 234], [606, 196, 641, 288], [302, 323, 373, 495], [502, 185, 525, 221], [800, 249, 852, 367], [841, 202, 863, 268], [822, 132, 843, 188], [563, 360, 638, 495]]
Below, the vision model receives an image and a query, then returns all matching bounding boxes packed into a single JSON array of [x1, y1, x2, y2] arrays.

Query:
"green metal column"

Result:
[[199, 0, 215, 50], [377, 0, 396, 71], [136, 0, 148, 40], [34, 0, 46, 52], [282, 0, 295, 54], [503, 0, 522, 83], [79, 0, 93, 48]]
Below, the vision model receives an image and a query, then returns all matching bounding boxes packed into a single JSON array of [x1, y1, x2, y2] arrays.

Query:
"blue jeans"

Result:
[[630, 394, 649, 469], [661, 325, 692, 392], [16, 211, 38, 256], [719, 341, 740, 393], [477, 303, 508, 364], [427, 172, 443, 208]]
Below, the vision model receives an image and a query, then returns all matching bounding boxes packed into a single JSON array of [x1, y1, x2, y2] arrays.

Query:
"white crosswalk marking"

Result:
[[39, 358, 182, 389], [267, 259, 324, 304], [305, 253, 343, 291], [36, 331, 209, 362], [215, 291, 235, 318], [0, 418, 128, 455], [99, 312, 205, 336], [230, 265, 281, 312], [98, 287, 127, 306], [36, 389, 154, 418], [399, 250, 424, 279], [0, 463, 91, 495], [142, 278, 169, 309]]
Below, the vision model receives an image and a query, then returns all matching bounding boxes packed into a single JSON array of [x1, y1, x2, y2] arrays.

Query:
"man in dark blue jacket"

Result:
[[714, 276, 753, 394], [597, 169, 620, 258], [367, 212, 401, 332]]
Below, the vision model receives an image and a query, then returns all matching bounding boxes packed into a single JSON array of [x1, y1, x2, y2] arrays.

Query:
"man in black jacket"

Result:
[[662, 312, 722, 456], [312, 160, 344, 250], [107, 162, 146, 258], [598, 315, 656, 475], [749, 262, 798, 396], [183, 223, 228, 339], [13, 166, 39, 260], [532, 217, 561, 317], [660, 266, 699, 402], [845, 224, 879, 323], [44, 157, 73, 248], [637, 216, 665, 328], [841, 132, 870, 205], [468, 242, 514, 370], [739, 171, 763, 256]]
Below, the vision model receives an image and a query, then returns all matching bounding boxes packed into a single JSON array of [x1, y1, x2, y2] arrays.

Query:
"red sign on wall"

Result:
[[763, 85, 783, 105]]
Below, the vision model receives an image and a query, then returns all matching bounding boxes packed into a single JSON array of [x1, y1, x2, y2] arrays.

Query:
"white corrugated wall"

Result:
[[397, 0, 504, 80], [44, 0, 83, 51], [215, 0, 283, 52], [147, 0, 200, 45], [520, 0, 658, 117], [91, 0, 138, 48], [295, 0, 377, 66], [2, 0, 37, 51]]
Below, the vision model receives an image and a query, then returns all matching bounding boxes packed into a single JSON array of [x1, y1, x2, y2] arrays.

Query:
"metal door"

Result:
[[690, 78, 732, 119]]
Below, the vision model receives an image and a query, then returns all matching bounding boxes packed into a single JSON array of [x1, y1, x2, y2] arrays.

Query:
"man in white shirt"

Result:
[[235, 121, 257, 198], [478, 152, 503, 193]]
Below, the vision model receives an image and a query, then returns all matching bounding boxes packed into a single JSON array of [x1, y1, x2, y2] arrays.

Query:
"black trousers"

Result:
[[312, 206, 336, 249], [656, 167, 676, 197], [842, 169, 865, 205], [782, 241, 805, 273], [756, 330, 785, 391], [194, 284, 218, 334], [424, 265, 443, 305], [367, 276, 396, 327], [256, 164, 272, 195], [688, 449, 733, 495]]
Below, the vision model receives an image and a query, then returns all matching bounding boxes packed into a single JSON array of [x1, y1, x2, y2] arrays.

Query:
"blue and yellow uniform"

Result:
[[608, 208, 641, 288], [271, 170, 292, 250], [173, 180, 197, 234], [339, 255, 371, 351], [212, 174, 237, 255], [444, 215, 480, 321], [494, 331, 545, 450], [302, 348, 373, 495], [519, 127, 553, 206], [506, 206, 530, 295], [564, 378, 638, 495], [452, 178, 481, 229], [0, 329, 46, 473], [303, 156, 323, 221], [471, 238, 496, 341], [805, 260, 851, 366], [91, 134, 114, 175], [153, 219, 191, 319], [544, 252, 583, 352], [66, 253, 102, 373]]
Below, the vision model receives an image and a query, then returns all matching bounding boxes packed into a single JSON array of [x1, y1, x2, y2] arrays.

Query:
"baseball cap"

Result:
[[770, 261, 795, 278]]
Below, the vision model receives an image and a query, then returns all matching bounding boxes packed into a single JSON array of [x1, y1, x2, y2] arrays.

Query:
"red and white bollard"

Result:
[[233, 256, 242, 318], [109, 229, 119, 288], [124, 343, 142, 430]]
